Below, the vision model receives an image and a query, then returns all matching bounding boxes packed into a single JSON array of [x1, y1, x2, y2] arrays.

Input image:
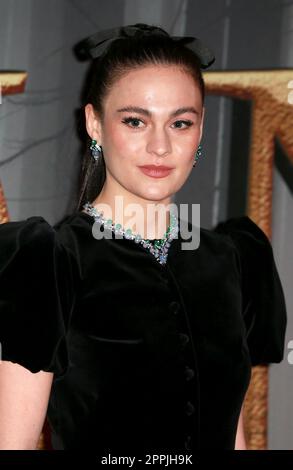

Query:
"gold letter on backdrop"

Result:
[[0, 71, 27, 223], [204, 69, 293, 449]]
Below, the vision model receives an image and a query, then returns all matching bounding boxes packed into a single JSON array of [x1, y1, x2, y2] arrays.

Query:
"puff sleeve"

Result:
[[0, 216, 78, 377], [214, 215, 287, 366]]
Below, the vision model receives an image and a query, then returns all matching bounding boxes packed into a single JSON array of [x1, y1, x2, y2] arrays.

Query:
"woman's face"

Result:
[[85, 64, 204, 203]]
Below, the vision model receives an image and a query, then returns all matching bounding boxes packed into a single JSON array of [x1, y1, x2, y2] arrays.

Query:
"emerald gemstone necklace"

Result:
[[82, 201, 179, 266]]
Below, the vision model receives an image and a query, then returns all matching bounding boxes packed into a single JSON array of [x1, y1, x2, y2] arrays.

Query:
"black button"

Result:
[[184, 366, 195, 381], [185, 401, 195, 416], [179, 333, 190, 347], [169, 301, 180, 315], [184, 435, 192, 450], [164, 277, 171, 286]]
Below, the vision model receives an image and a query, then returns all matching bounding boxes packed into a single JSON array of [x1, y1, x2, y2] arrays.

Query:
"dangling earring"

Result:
[[90, 139, 102, 161], [193, 143, 202, 167]]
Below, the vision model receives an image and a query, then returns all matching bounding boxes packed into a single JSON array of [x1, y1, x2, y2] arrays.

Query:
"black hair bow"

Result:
[[75, 24, 215, 69]]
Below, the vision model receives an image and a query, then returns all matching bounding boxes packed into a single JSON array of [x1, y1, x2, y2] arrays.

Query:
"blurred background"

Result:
[[0, 0, 292, 450]]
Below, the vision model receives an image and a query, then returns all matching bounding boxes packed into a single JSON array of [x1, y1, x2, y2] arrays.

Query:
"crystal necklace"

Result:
[[82, 201, 179, 266]]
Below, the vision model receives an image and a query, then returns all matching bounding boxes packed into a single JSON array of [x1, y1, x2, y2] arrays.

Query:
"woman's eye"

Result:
[[122, 117, 144, 128], [172, 120, 193, 129]]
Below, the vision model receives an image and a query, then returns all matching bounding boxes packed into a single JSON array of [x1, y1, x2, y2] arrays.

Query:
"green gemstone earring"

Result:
[[193, 143, 202, 167], [90, 139, 102, 161]]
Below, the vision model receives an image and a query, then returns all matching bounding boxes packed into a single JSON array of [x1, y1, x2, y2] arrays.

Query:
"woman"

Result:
[[0, 23, 287, 452]]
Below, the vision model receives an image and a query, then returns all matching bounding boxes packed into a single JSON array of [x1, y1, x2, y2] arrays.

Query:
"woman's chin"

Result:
[[136, 188, 174, 203]]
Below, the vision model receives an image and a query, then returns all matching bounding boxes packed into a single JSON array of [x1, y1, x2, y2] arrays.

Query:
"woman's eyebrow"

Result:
[[116, 106, 199, 117]]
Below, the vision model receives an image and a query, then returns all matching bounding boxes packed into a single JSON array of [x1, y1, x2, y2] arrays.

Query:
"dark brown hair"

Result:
[[75, 24, 206, 211]]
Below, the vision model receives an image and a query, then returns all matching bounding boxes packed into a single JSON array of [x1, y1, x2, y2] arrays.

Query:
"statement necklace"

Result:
[[82, 201, 179, 266]]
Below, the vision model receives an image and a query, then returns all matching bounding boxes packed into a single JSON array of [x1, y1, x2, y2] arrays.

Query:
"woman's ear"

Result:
[[199, 106, 205, 142], [84, 103, 102, 143]]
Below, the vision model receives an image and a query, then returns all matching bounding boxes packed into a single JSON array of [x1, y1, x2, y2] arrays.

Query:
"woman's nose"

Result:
[[146, 126, 172, 157]]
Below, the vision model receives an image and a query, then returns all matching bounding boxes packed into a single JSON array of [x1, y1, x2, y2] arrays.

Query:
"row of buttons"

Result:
[[169, 302, 195, 380], [168, 300, 195, 452]]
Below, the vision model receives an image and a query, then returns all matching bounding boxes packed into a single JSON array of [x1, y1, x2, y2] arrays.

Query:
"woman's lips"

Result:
[[138, 165, 173, 178]]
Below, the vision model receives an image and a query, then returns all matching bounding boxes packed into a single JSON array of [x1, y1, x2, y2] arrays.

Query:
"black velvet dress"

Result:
[[0, 210, 287, 452]]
